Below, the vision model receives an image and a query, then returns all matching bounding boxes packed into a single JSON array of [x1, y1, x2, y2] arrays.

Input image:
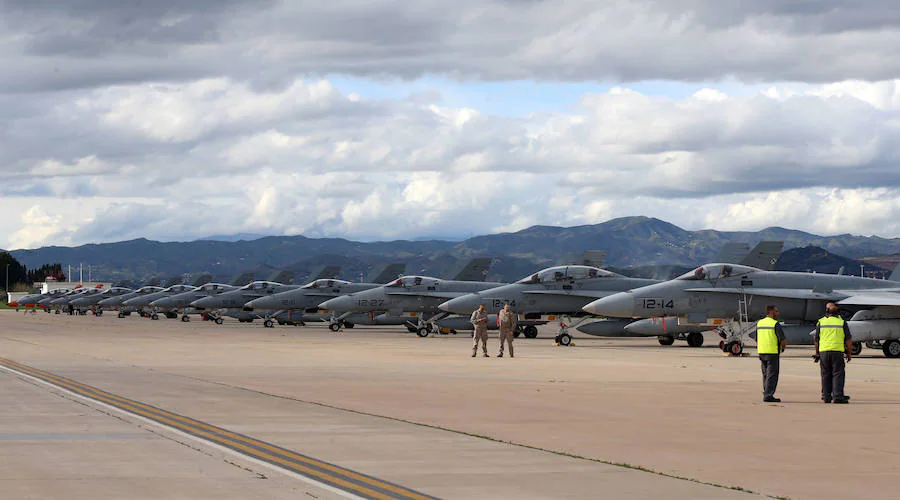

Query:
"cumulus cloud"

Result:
[[5, 2, 900, 249], [4, 0, 900, 92], [3, 75, 900, 248]]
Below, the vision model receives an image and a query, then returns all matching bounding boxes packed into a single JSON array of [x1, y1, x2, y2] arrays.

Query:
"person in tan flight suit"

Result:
[[497, 302, 517, 358], [470, 304, 490, 357]]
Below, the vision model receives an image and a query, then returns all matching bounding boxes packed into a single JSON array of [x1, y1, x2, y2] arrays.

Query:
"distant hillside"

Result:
[[775, 246, 891, 277], [11, 217, 900, 283]]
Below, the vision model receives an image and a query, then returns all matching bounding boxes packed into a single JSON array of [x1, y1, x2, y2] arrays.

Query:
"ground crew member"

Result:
[[757, 305, 786, 403], [497, 303, 516, 358], [815, 302, 852, 404], [470, 304, 489, 357]]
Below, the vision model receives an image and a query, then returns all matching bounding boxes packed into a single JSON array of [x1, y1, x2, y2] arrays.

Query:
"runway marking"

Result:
[[0, 357, 436, 500]]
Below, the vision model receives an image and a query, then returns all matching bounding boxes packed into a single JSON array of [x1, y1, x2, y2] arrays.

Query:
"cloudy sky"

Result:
[[3, 1, 900, 250]]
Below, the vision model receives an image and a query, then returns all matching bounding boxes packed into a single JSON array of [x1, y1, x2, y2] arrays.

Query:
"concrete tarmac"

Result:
[[2, 311, 899, 499]]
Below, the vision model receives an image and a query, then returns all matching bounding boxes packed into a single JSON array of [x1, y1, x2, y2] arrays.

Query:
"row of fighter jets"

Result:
[[11, 242, 900, 358]]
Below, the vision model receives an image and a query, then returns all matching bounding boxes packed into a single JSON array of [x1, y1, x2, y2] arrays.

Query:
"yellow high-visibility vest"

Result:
[[756, 317, 780, 355], [817, 316, 846, 352]]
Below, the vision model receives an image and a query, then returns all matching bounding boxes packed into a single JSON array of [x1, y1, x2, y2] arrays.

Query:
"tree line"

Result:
[[1, 252, 65, 291]]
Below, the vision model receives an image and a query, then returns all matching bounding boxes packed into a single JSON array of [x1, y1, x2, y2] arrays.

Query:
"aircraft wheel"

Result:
[[117, 312, 125, 319], [851, 342, 862, 356], [450, 329, 457, 335], [524, 325, 538, 338], [215, 317, 224, 325], [686, 332, 704, 348], [264, 319, 274, 328], [882, 339, 900, 358], [416, 327, 429, 337], [558, 333, 572, 346], [96, 310, 103, 317], [181, 315, 190, 322], [658, 335, 675, 346], [329, 323, 341, 332], [729, 342, 743, 356], [151, 313, 159, 321]]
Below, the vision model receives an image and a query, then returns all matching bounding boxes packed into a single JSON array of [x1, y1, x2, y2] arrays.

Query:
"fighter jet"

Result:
[[70, 287, 134, 315], [243, 263, 406, 328], [122, 283, 199, 320], [149, 272, 258, 323], [10, 288, 74, 311], [583, 262, 900, 357], [318, 272, 506, 336], [98, 285, 164, 317], [578, 241, 786, 347], [439, 265, 659, 345]]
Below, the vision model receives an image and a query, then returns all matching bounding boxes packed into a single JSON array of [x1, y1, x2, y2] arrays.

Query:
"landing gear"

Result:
[[181, 315, 190, 322], [686, 332, 704, 348], [416, 327, 429, 337], [724, 341, 743, 356], [264, 319, 274, 328], [329, 322, 341, 332], [117, 312, 125, 319], [523, 325, 538, 339], [556, 332, 572, 346], [215, 317, 224, 325], [851, 342, 862, 356], [883, 339, 900, 358], [658, 335, 675, 346], [150, 313, 159, 320]]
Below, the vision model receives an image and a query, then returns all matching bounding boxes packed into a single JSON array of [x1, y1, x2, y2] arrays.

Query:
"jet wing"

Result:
[[522, 290, 616, 299], [836, 291, 900, 307], [684, 287, 847, 301]]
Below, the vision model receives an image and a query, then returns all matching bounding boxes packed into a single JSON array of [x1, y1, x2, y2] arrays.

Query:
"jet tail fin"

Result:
[[577, 250, 606, 268], [191, 273, 213, 287], [229, 271, 255, 287], [889, 262, 900, 282], [312, 265, 341, 280], [369, 263, 407, 284], [452, 258, 493, 281], [715, 242, 750, 264], [268, 270, 295, 284], [739, 241, 784, 270]]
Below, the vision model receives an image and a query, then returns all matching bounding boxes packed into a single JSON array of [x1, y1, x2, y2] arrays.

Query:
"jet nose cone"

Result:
[[246, 297, 274, 310], [151, 298, 172, 308], [319, 296, 351, 312], [440, 294, 478, 314], [584, 292, 636, 318], [191, 297, 215, 309]]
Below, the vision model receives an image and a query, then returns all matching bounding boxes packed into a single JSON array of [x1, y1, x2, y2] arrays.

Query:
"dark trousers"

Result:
[[759, 354, 780, 398], [820, 351, 846, 401]]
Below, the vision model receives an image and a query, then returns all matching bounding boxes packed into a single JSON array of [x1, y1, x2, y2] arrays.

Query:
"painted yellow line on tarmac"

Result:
[[0, 357, 437, 500]]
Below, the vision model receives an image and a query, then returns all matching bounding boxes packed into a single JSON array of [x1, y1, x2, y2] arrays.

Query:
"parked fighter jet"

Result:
[[574, 241, 785, 347], [319, 273, 506, 336], [439, 266, 658, 345], [10, 287, 74, 310], [70, 286, 133, 315], [151, 271, 274, 323], [98, 285, 164, 316], [243, 263, 406, 328], [583, 262, 900, 357], [123, 284, 198, 319]]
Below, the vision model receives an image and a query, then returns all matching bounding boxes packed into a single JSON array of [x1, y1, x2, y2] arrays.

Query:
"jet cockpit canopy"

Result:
[[676, 263, 760, 281], [386, 276, 439, 288], [302, 279, 352, 289], [516, 265, 616, 284]]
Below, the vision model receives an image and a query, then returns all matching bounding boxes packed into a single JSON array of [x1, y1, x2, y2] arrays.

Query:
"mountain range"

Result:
[[8, 217, 900, 283]]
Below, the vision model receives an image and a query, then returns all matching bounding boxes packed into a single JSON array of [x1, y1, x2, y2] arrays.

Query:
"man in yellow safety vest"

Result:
[[815, 302, 853, 404], [757, 305, 786, 402]]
